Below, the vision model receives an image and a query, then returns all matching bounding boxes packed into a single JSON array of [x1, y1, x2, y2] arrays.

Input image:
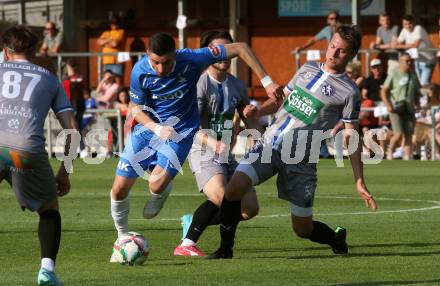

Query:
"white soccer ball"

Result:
[[112, 231, 149, 265]]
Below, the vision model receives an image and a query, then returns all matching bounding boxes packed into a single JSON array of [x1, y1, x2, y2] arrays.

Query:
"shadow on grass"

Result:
[[328, 278, 440, 286], [285, 250, 440, 260], [241, 242, 440, 254]]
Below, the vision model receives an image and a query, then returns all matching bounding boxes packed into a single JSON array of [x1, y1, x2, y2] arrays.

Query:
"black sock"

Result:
[[208, 210, 221, 226], [308, 221, 336, 247], [186, 200, 219, 243], [38, 209, 61, 261], [219, 197, 241, 251]]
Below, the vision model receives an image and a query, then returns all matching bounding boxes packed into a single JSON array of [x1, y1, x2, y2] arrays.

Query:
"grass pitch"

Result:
[[1, 159, 440, 285]]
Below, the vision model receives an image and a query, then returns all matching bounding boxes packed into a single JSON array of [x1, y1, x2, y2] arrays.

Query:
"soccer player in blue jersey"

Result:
[[0, 26, 79, 285], [109, 32, 283, 258]]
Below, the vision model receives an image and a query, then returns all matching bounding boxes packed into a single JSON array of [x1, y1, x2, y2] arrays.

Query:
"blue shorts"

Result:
[[115, 125, 195, 179]]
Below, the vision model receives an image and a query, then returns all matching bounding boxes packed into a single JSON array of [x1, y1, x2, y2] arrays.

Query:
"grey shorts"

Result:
[[0, 148, 57, 211], [236, 141, 317, 217], [188, 150, 254, 192]]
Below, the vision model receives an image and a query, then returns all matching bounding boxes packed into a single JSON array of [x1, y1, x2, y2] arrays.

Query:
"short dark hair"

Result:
[[65, 58, 77, 68], [2, 25, 39, 59], [148, 33, 175, 56], [199, 30, 233, 48], [403, 15, 414, 22], [110, 16, 120, 27], [335, 24, 362, 55]]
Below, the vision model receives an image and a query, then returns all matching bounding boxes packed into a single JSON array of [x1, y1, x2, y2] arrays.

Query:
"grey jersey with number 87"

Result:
[[0, 61, 72, 153]]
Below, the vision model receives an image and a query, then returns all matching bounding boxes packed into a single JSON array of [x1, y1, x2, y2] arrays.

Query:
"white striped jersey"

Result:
[[264, 61, 360, 155]]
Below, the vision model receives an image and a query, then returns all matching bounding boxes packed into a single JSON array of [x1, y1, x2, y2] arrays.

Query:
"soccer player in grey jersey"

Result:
[[0, 26, 79, 285], [209, 25, 378, 259], [174, 30, 261, 257]]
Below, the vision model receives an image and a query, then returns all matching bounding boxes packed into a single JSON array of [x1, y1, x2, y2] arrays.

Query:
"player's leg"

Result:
[[110, 134, 153, 262], [10, 151, 64, 285], [175, 174, 226, 257], [142, 164, 174, 219], [143, 136, 194, 219], [37, 199, 64, 286], [240, 189, 259, 221], [282, 162, 348, 255], [291, 215, 347, 255], [110, 175, 137, 237], [206, 171, 253, 259], [208, 143, 275, 259]]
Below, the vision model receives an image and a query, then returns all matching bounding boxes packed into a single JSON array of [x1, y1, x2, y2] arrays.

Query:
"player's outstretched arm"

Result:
[[56, 110, 80, 196], [223, 43, 283, 102], [255, 87, 291, 118], [194, 131, 226, 155], [344, 121, 378, 211]]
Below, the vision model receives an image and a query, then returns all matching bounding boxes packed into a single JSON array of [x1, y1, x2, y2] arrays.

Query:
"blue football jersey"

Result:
[[129, 45, 227, 133]]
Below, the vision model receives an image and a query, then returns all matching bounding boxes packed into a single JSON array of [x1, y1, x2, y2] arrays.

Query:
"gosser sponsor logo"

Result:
[[283, 86, 324, 125]]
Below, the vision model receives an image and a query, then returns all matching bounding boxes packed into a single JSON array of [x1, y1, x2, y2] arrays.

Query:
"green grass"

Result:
[[1, 159, 440, 285]]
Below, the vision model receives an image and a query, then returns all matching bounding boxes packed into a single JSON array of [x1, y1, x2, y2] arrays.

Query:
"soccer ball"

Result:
[[112, 232, 149, 265]]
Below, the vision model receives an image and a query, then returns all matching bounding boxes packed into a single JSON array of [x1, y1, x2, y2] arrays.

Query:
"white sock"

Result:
[[41, 258, 55, 272], [181, 238, 195, 246], [110, 190, 130, 237]]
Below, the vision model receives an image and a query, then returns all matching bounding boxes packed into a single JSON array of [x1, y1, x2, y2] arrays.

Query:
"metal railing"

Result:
[[291, 48, 440, 77], [431, 106, 439, 161], [45, 108, 124, 158], [43, 51, 146, 80]]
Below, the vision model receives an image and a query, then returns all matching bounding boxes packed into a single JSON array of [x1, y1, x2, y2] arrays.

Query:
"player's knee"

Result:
[[241, 204, 258, 221], [149, 180, 172, 195], [225, 183, 242, 201], [149, 181, 164, 194], [292, 224, 312, 238], [38, 199, 59, 214], [111, 186, 130, 201], [208, 192, 224, 207]]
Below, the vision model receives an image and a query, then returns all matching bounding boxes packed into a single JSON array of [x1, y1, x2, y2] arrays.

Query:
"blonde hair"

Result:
[[346, 61, 362, 76]]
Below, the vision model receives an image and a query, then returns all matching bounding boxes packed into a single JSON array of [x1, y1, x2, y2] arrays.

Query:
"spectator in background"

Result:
[[394, 15, 435, 86], [381, 53, 421, 160], [97, 17, 125, 76], [79, 88, 97, 158], [436, 15, 440, 71], [95, 70, 121, 109], [370, 11, 399, 75], [361, 58, 386, 102], [39, 21, 63, 73], [113, 88, 131, 145], [39, 21, 63, 55], [345, 61, 364, 87], [82, 88, 97, 131], [294, 10, 340, 53], [114, 88, 130, 118], [62, 59, 85, 130]]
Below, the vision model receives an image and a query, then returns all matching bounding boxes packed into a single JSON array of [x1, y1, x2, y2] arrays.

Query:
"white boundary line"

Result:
[[1, 195, 439, 224], [158, 196, 440, 221]]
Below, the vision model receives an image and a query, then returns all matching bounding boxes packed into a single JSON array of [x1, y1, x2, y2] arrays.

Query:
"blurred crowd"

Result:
[[295, 11, 440, 160], [42, 11, 440, 160]]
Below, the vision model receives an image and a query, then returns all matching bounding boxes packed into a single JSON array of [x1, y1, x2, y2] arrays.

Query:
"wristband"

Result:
[[260, 75, 273, 88], [154, 125, 163, 137]]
